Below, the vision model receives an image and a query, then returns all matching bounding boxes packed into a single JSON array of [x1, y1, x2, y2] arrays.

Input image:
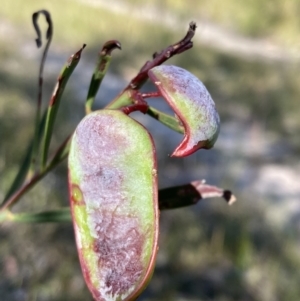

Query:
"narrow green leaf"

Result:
[[28, 110, 48, 174], [9, 208, 71, 223], [147, 106, 184, 134], [41, 44, 86, 168], [85, 40, 121, 114], [2, 112, 49, 208]]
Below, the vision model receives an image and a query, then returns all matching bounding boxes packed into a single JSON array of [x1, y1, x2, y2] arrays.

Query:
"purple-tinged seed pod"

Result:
[[68, 110, 158, 301], [148, 65, 220, 157]]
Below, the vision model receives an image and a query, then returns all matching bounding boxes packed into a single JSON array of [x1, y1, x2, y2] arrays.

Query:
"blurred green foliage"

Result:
[[0, 1, 300, 301]]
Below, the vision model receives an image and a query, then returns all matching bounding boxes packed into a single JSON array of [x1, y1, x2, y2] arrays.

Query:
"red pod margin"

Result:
[[148, 65, 220, 157], [68, 110, 158, 301]]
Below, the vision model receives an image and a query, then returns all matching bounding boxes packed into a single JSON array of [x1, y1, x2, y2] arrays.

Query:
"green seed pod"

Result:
[[68, 110, 158, 301], [148, 65, 220, 157]]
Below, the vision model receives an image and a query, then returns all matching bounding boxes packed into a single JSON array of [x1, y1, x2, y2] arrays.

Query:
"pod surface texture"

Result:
[[148, 65, 220, 156], [68, 110, 158, 301]]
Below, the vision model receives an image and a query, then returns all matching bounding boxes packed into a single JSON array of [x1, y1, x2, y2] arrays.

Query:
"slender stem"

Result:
[[141, 91, 161, 98], [0, 163, 53, 211], [0, 134, 72, 211], [2, 142, 33, 203], [121, 103, 149, 115], [32, 10, 53, 114], [30, 10, 53, 174]]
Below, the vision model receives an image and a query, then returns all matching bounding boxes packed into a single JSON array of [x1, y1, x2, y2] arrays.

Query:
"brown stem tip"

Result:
[[223, 190, 236, 205], [32, 9, 53, 48], [101, 40, 122, 56]]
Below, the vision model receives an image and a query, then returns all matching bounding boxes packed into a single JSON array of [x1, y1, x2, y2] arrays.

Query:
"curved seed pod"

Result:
[[68, 110, 158, 301], [148, 65, 220, 157]]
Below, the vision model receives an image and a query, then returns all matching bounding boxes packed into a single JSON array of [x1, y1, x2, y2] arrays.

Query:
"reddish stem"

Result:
[[121, 103, 148, 115], [141, 91, 161, 99], [121, 91, 149, 114], [129, 22, 196, 90], [108, 22, 196, 108]]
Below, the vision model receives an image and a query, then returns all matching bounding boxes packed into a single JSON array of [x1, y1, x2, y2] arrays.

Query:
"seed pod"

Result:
[[148, 65, 220, 157], [68, 110, 158, 301]]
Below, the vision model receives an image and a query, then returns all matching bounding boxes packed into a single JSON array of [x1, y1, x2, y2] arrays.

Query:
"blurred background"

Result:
[[1, 0, 300, 300]]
